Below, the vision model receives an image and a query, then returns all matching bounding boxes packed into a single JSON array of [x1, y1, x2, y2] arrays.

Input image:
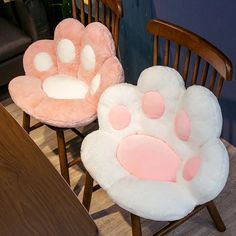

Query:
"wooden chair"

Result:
[[147, 19, 232, 98], [21, 0, 123, 185], [130, 19, 233, 235], [72, 0, 122, 50], [82, 19, 233, 235]]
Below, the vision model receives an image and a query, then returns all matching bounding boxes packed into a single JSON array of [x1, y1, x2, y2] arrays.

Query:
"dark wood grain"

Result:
[[153, 36, 158, 65], [182, 49, 191, 81], [173, 43, 180, 70], [131, 214, 142, 236], [82, 171, 94, 211], [0, 104, 97, 236], [163, 39, 170, 66], [80, 0, 85, 24], [71, 0, 77, 19], [3, 101, 236, 235], [56, 129, 70, 184], [191, 55, 200, 85], [200, 61, 209, 86]]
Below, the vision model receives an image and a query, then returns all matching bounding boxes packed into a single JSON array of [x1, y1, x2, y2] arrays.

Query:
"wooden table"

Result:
[[0, 104, 98, 236]]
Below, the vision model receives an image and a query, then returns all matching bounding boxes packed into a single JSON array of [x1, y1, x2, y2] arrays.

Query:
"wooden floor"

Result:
[[2, 97, 236, 236]]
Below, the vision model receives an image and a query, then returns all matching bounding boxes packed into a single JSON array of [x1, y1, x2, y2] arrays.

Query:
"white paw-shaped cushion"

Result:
[[81, 66, 229, 221], [9, 18, 124, 128]]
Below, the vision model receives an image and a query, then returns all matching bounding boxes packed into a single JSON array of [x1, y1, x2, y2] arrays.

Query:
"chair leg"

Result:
[[22, 112, 30, 133], [206, 200, 226, 232], [131, 214, 142, 236], [56, 129, 70, 185], [82, 171, 94, 211]]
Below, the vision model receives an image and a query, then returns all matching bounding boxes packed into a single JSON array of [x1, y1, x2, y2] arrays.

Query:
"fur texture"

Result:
[[81, 66, 229, 221], [9, 18, 124, 128]]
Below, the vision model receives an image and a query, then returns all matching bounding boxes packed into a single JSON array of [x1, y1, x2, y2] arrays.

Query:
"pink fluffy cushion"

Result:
[[9, 18, 124, 128]]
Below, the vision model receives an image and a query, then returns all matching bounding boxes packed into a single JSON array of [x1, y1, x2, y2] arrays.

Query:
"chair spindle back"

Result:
[[72, 0, 122, 50], [147, 19, 233, 97]]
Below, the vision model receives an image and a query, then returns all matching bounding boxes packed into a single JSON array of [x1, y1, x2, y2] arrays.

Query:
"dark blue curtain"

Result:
[[119, 0, 153, 84]]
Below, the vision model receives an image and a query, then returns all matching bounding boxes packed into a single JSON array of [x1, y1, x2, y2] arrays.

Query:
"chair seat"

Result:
[[0, 18, 32, 62], [9, 18, 123, 128], [9, 76, 98, 127], [81, 66, 229, 221]]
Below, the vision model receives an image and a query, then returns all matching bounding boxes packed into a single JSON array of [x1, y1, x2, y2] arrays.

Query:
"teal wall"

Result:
[[118, 0, 153, 84]]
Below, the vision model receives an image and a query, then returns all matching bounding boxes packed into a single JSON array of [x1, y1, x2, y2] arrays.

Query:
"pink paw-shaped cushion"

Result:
[[9, 18, 124, 128], [81, 66, 229, 221]]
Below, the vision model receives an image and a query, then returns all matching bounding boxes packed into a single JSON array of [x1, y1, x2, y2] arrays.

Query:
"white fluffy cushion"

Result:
[[81, 65, 229, 221]]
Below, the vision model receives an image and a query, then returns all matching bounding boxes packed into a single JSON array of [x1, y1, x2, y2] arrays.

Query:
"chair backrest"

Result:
[[147, 19, 233, 97], [71, 0, 122, 50]]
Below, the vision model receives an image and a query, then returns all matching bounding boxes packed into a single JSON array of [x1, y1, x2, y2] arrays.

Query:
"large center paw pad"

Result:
[[81, 66, 229, 221], [9, 18, 124, 127]]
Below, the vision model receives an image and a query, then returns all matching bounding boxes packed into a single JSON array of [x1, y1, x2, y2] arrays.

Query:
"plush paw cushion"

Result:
[[9, 18, 124, 128], [81, 66, 229, 221]]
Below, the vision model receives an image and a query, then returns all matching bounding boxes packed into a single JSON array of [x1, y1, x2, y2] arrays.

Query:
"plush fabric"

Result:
[[109, 105, 131, 130], [175, 110, 191, 141], [9, 18, 124, 128], [142, 91, 165, 119], [183, 156, 201, 181], [42, 74, 88, 99], [116, 134, 181, 181], [81, 66, 229, 221]]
